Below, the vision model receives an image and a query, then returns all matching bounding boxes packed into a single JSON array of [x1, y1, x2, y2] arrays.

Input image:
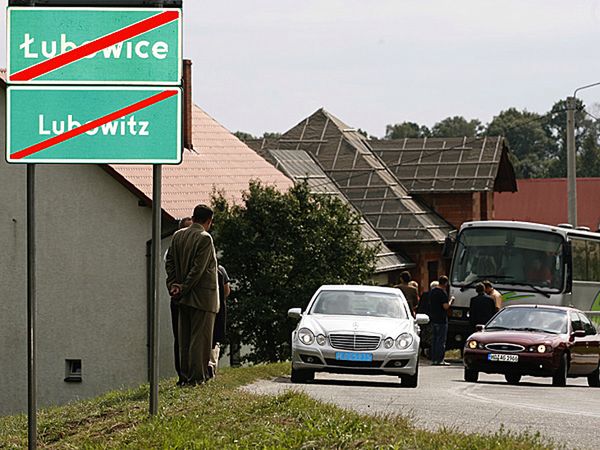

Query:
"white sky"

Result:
[[3, 1, 600, 137]]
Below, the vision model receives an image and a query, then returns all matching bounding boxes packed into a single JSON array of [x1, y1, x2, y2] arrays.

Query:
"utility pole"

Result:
[[566, 96, 577, 227]]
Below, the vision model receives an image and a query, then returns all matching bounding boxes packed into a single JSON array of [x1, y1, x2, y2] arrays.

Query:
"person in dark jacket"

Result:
[[468, 283, 497, 333], [429, 276, 453, 365], [416, 280, 438, 356]]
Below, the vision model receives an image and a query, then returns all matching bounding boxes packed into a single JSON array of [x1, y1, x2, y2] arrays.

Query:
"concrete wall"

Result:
[[1, 84, 179, 414]]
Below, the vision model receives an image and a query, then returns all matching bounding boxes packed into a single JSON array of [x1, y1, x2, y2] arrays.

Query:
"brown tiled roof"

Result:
[[248, 109, 453, 244], [263, 148, 414, 272], [107, 104, 293, 220], [370, 137, 516, 193]]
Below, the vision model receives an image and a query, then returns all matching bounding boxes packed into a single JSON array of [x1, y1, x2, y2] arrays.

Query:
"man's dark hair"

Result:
[[438, 275, 449, 286], [400, 271, 412, 284], [482, 280, 493, 289], [178, 217, 192, 229], [192, 204, 214, 224], [475, 282, 485, 294]]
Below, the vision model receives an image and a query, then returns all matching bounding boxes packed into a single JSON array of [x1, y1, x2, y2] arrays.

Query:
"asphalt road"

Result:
[[244, 362, 600, 449]]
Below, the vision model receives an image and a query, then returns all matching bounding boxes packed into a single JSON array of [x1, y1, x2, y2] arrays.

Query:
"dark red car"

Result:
[[463, 305, 600, 386]]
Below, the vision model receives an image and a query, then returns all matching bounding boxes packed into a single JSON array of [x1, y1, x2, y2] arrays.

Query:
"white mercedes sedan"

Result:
[[288, 285, 429, 387]]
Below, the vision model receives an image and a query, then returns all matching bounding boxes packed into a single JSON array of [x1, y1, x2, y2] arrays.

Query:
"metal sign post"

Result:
[[27, 164, 36, 450], [149, 165, 161, 415]]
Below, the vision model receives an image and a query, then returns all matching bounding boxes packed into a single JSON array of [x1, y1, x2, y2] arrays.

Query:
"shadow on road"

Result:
[[272, 376, 401, 388], [451, 378, 588, 388]]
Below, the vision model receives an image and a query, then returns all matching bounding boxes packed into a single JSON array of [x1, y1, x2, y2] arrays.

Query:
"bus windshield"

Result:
[[451, 227, 564, 291]]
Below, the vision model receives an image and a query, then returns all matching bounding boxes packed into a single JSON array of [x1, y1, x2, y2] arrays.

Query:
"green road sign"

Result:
[[6, 86, 182, 164], [7, 7, 182, 84]]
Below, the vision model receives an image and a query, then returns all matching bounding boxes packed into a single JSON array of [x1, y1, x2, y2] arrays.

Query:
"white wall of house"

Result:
[[0, 87, 180, 414]]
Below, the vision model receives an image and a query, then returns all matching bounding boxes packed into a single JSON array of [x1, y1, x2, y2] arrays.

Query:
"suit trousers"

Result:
[[170, 299, 182, 381], [178, 304, 216, 384]]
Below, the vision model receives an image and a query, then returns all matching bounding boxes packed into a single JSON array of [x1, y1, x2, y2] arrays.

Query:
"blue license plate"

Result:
[[335, 352, 373, 362]]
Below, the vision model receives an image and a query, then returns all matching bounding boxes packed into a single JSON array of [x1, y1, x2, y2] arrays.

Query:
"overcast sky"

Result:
[[3, 1, 600, 137]]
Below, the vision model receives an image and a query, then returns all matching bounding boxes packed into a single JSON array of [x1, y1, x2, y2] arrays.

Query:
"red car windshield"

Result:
[[486, 308, 568, 334]]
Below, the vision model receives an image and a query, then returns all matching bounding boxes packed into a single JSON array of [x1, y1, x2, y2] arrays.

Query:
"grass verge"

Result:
[[0, 363, 557, 449]]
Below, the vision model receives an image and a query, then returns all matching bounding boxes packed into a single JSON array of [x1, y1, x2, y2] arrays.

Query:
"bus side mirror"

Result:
[[442, 234, 456, 258]]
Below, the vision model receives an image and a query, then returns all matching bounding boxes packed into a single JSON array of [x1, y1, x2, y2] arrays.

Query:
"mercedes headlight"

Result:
[[316, 334, 327, 346], [384, 337, 394, 349], [298, 328, 315, 345], [468, 340, 478, 349], [396, 332, 413, 349]]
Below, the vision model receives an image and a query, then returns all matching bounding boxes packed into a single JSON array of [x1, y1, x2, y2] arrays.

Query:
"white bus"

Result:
[[447, 220, 600, 348]]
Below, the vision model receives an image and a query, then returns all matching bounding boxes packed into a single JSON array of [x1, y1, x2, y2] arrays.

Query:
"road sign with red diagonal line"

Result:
[[7, 7, 182, 84]]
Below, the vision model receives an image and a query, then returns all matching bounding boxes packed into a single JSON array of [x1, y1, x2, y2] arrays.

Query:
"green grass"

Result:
[[0, 363, 558, 449]]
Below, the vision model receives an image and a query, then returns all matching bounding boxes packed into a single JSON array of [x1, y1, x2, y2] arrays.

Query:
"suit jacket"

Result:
[[165, 223, 219, 313], [397, 284, 419, 312], [469, 293, 496, 328]]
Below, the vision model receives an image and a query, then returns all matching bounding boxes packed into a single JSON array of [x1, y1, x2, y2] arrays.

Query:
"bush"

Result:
[[211, 181, 377, 363]]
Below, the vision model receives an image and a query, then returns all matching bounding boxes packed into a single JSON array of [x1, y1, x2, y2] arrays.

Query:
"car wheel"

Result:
[[505, 373, 521, 385], [464, 368, 479, 383], [552, 354, 568, 387], [587, 365, 600, 387], [400, 362, 419, 388], [290, 367, 314, 384]]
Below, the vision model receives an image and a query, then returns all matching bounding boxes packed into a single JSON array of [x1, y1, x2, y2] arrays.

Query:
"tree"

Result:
[[544, 98, 594, 178], [234, 131, 282, 141], [487, 108, 556, 178], [385, 121, 430, 139], [262, 132, 282, 139], [430, 116, 483, 138], [211, 181, 377, 363], [234, 131, 256, 141]]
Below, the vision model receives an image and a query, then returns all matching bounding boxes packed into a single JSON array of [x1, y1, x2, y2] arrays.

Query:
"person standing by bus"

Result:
[[429, 276, 453, 365], [483, 280, 502, 311], [395, 271, 419, 316], [469, 283, 496, 333]]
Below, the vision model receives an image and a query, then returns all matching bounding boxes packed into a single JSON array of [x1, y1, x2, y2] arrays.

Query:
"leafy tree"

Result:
[[430, 116, 483, 138], [487, 108, 556, 178], [578, 129, 600, 177], [385, 122, 430, 139], [262, 132, 282, 139], [234, 131, 282, 141], [544, 99, 593, 178], [211, 181, 377, 363], [234, 131, 257, 141]]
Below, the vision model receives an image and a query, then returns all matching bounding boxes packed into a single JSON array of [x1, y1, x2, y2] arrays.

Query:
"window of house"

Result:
[[64, 359, 82, 383]]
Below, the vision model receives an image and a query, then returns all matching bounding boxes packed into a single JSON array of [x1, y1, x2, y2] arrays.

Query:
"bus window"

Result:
[[589, 241, 600, 282], [451, 227, 564, 290], [572, 238, 588, 281]]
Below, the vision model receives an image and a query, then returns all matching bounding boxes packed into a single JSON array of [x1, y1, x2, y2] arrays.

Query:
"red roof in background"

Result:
[[108, 104, 293, 220], [494, 178, 600, 231]]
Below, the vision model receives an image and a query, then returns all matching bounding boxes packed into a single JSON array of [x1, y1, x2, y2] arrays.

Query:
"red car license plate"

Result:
[[488, 353, 519, 362]]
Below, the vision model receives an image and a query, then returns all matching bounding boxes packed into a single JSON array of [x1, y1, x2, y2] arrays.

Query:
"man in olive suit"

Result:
[[166, 204, 219, 385]]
